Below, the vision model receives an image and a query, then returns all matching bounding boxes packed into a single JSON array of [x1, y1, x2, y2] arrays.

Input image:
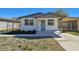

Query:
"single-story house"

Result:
[[18, 12, 62, 31], [62, 17, 79, 31], [0, 18, 20, 31]]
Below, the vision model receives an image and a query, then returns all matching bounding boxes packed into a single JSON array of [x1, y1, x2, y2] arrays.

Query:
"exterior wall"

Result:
[[37, 18, 59, 31], [0, 21, 8, 30], [20, 18, 37, 31], [62, 18, 79, 31], [77, 20, 79, 30], [8, 22, 13, 30], [20, 18, 59, 31], [46, 18, 59, 31], [7, 22, 20, 30], [13, 23, 20, 29], [0, 21, 20, 31]]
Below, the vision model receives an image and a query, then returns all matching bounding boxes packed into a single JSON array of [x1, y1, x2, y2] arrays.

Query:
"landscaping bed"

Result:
[[0, 37, 65, 51], [4, 30, 36, 34]]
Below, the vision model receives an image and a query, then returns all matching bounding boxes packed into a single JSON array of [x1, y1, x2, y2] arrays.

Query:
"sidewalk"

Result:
[[54, 33, 79, 51]]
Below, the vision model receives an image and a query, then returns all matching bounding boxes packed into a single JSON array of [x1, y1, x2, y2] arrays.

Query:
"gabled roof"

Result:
[[18, 12, 43, 19], [18, 12, 60, 19], [35, 12, 59, 18]]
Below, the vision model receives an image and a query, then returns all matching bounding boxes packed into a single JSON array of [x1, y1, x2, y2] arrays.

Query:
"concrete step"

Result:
[[36, 31, 53, 36]]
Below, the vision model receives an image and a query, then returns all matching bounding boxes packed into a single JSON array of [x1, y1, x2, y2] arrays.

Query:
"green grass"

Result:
[[0, 37, 65, 51], [67, 32, 79, 35]]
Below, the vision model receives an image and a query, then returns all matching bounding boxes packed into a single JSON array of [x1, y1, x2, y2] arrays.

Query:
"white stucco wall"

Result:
[[20, 18, 59, 31], [20, 18, 38, 31], [46, 18, 59, 31], [37, 18, 59, 31]]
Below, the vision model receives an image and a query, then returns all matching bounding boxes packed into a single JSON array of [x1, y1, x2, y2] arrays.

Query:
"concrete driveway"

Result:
[[54, 33, 79, 51]]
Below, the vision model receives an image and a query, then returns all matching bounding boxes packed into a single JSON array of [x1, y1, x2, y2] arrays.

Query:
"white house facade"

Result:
[[18, 12, 60, 31]]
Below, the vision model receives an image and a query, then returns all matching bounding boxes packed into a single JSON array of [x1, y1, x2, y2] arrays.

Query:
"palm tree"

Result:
[[54, 9, 69, 17]]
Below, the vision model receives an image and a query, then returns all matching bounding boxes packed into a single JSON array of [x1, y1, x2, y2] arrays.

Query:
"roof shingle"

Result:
[[18, 12, 60, 19]]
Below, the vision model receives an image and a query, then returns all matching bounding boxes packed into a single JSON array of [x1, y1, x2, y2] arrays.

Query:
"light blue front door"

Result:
[[41, 20, 45, 31]]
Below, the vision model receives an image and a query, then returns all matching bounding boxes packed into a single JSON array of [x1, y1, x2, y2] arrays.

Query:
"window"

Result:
[[48, 19, 54, 26], [25, 19, 29, 25], [30, 19, 34, 25], [25, 19, 34, 25]]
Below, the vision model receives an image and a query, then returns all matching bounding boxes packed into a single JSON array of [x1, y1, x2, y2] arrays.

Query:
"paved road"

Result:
[[54, 33, 79, 51]]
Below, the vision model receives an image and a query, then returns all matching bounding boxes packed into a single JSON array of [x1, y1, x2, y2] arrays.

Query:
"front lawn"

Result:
[[0, 37, 65, 51]]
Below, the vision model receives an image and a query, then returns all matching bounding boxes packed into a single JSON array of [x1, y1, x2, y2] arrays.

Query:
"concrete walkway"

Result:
[[54, 33, 79, 51]]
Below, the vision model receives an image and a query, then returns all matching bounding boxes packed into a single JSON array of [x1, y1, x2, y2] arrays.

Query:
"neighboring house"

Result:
[[62, 17, 79, 31], [0, 18, 20, 31], [18, 12, 61, 31]]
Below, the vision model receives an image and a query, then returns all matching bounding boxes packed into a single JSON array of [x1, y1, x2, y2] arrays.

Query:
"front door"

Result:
[[41, 20, 45, 31]]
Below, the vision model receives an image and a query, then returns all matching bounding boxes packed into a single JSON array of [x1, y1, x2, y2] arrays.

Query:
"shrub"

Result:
[[22, 46, 28, 50], [5, 29, 36, 34], [28, 48, 33, 51]]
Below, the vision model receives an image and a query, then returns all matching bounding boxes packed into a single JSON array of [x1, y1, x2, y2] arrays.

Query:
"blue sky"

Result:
[[0, 8, 79, 18]]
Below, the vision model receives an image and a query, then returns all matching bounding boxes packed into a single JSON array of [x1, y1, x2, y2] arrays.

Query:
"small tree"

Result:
[[54, 9, 69, 31], [54, 9, 69, 17]]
